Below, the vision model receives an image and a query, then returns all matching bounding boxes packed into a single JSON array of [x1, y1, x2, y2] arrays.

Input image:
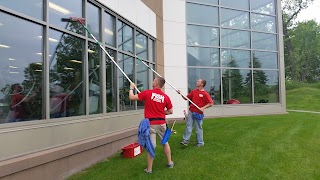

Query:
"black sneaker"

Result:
[[180, 140, 188, 146]]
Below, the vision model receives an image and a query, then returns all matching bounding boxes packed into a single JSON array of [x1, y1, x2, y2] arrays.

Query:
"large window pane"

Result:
[[136, 32, 147, 60], [188, 68, 221, 105], [251, 0, 275, 15], [187, 25, 219, 46], [222, 69, 252, 104], [0, 13, 43, 123], [220, 0, 249, 10], [117, 21, 133, 52], [253, 51, 278, 69], [87, 2, 100, 40], [88, 42, 101, 115], [137, 60, 149, 109], [221, 9, 249, 29], [49, 29, 84, 118], [221, 29, 250, 48], [187, 0, 218, 5], [0, 0, 43, 20], [251, 14, 276, 33], [149, 39, 155, 62], [105, 12, 116, 47], [186, 3, 218, 26], [221, 49, 250, 68], [252, 32, 277, 51], [118, 53, 134, 111], [49, 0, 83, 35], [106, 49, 116, 112], [187, 47, 219, 67], [254, 70, 279, 103]]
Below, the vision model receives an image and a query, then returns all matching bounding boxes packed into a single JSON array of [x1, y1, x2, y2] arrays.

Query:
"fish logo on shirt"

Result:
[[151, 93, 164, 103]]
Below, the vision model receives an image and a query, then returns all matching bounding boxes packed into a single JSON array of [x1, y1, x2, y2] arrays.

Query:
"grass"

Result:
[[69, 83, 320, 180], [286, 87, 320, 111]]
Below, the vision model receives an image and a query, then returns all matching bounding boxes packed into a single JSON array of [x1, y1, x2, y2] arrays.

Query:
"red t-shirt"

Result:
[[187, 89, 213, 114], [138, 88, 173, 125], [10, 94, 28, 119]]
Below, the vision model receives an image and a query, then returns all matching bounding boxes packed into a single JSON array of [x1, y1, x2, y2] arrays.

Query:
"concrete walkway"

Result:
[[287, 109, 320, 114]]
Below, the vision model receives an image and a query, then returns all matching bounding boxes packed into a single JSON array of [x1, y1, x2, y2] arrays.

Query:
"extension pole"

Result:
[[132, 53, 202, 111], [64, 17, 140, 93]]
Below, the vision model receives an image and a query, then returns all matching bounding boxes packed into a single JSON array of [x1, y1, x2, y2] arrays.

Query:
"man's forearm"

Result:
[[202, 103, 213, 109], [129, 89, 138, 100]]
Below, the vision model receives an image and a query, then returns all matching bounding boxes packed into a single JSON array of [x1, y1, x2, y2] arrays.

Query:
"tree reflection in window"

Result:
[[49, 24, 84, 118]]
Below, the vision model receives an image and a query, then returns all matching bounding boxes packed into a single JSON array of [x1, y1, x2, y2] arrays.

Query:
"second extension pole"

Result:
[[133, 54, 202, 111]]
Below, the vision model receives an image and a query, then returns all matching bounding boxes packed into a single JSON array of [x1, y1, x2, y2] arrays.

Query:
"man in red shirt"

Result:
[[178, 79, 213, 147], [129, 77, 174, 173], [8, 84, 35, 122]]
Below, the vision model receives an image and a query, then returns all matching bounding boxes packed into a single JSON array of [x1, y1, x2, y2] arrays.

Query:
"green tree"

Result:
[[282, 0, 315, 81], [290, 20, 320, 82], [222, 56, 244, 102]]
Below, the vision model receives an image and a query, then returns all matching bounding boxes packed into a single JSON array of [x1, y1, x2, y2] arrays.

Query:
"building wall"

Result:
[[163, 0, 189, 117], [141, 0, 165, 78]]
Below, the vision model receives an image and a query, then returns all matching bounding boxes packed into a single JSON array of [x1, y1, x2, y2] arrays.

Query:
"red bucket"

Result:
[[121, 142, 142, 158]]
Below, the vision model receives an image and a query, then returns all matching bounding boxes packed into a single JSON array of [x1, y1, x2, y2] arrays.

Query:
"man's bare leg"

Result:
[[146, 152, 154, 171], [163, 143, 173, 165]]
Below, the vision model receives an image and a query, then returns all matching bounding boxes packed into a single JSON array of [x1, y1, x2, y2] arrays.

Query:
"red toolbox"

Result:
[[121, 142, 142, 158]]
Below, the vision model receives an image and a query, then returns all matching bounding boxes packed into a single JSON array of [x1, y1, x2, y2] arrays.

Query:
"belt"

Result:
[[149, 118, 165, 121]]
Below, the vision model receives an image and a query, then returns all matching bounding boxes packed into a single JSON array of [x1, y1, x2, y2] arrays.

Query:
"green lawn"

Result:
[[286, 87, 320, 111], [69, 86, 320, 180]]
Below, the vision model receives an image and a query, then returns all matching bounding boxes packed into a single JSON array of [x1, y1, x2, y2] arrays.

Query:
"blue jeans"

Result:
[[183, 110, 204, 145]]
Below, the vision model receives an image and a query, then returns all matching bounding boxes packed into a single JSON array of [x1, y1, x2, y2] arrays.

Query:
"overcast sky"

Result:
[[296, 0, 320, 23]]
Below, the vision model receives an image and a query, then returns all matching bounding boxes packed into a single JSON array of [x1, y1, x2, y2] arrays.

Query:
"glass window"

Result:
[[253, 51, 278, 69], [118, 53, 134, 111], [221, 49, 250, 68], [221, 29, 250, 48], [187, 0, 218, 5], [88, 42, 101, 115], [117, 21, 133, 52], [188, 68, 221, 104], [49, 0, 83, 35], [220, 0, 249, 10], [187, 47, 219, 67], [187, 25, 219, 46], [105, 12, 116, 47], [0, 12, 43, 123], [149, 39, 155, 62], [105, 49, 116, 112], [0, 0, 43, 20], [151, 64, 156, 81], [252, 32, 277, 51], [222, 69, 252, 104], [186, 3, 218, 26], [137, 60, 148, 109], [253, 70, 279, 103], [49, 29, 84, 118], [251, 13, 276, 33], [87, 2, 100, 40], [251, 0, 275, 15], [136, 32, 147, 60], [221, 9, 249, 29]]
